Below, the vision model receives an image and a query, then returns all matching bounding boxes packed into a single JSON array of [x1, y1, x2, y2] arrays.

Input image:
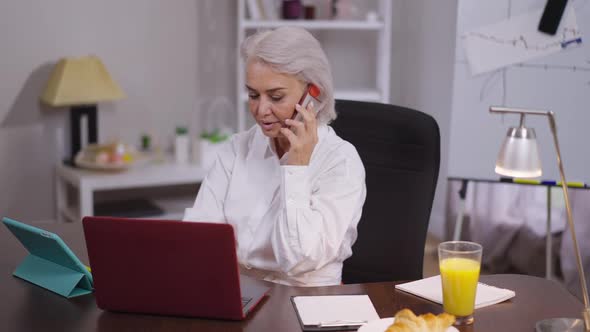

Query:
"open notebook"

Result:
[[291, 295, 380, 331], [395, 275, 515, 309]]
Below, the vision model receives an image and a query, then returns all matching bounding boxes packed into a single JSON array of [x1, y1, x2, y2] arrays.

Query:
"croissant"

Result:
[[385, 309, 455, 332]]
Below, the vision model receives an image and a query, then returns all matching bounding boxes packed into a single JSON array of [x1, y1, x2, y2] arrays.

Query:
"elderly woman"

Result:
[[183, 27, 366, 287]]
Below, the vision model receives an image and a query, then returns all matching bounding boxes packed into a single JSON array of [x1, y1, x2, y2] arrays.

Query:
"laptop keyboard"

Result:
[[241, 297, 252, 307]]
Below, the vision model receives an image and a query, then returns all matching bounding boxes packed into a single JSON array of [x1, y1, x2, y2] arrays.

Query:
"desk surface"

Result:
[[1, 222, 583, 332]]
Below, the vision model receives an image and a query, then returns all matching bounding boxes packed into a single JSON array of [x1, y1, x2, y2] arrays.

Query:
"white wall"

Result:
[[0, 0, 459, 235], [194, 0, 237, 132], [450, 0, 590, 184], [0, 0, 198, 222], [391, 0, 459, 239]]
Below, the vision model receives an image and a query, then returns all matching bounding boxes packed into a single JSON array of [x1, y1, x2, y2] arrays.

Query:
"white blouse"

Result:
[[183, 124, 366, 286]]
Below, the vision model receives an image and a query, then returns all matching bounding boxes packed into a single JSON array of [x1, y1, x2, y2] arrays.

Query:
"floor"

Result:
[[422, 232, 442, 277]]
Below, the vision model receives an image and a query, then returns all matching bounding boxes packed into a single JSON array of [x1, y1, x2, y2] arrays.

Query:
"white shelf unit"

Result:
[[241, 20, 384, 30], [55, 161, 206, 222], [236, 0, 392, 132]]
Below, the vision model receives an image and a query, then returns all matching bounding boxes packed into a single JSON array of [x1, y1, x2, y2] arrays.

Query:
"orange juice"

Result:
[[439, 257, 480, 316]]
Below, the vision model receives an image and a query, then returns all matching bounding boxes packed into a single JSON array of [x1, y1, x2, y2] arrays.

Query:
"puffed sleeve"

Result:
[[183, 139, 236, 223], [270, 143, 366, 275]]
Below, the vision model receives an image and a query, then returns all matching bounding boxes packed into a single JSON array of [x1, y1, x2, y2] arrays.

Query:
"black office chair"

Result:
[[332, 100, 440, 284]]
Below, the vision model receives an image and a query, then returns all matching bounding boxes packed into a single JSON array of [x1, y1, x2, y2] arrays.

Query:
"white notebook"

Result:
[[291, 295, 380, 331], [395, 275, 515, 309]]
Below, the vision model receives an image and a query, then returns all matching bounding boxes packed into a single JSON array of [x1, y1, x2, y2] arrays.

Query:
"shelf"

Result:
[[57, 160, 206, 191], [240, 89, 382, 103], [236, 0, 392, 132], [55, 161, 205, 223], [241, 19, 384, 30], [61, 207, 79, 223], [334, 89, 382, 102], [145, 212, 185, 221], [151, 196, 195, 221]]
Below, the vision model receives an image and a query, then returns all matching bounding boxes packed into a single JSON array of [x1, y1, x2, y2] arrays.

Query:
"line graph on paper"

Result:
[[462, 6, 583, 75], [464, 27, 581, 52], [449, 0, 590, 184]]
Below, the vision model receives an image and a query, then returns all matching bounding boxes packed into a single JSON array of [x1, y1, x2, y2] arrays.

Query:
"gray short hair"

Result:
[[240, 27, 336, 125]]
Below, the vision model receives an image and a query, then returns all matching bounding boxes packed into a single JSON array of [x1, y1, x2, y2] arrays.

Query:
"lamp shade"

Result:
[[40, 56, 125, 107], [494, 126, 542, 178]]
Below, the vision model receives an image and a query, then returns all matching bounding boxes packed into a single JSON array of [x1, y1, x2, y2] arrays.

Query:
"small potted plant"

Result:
[[197, 128, 231, 170]]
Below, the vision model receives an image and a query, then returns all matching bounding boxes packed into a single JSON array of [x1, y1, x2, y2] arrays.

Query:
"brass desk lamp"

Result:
[[490, 106, 590, 332]]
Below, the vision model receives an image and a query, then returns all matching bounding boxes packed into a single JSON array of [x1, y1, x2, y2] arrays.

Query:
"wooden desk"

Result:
[[1, 222, 583, 332]]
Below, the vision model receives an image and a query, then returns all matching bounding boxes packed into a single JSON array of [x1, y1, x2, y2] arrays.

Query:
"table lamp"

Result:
[[40, 55, 125, 165], [489, 106, 590, 332]]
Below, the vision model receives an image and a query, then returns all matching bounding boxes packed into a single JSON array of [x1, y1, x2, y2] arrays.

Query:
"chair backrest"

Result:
[[332, 100, 440, 284]]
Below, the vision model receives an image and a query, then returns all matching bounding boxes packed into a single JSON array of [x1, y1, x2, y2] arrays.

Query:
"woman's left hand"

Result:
[[280, 102, 318, 166]]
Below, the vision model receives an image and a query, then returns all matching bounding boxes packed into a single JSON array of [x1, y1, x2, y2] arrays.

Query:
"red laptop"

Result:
[[82, 216, 269, 320]]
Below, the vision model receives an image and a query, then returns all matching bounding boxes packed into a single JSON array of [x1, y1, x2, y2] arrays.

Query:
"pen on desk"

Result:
[[318, 319, 368, 328]]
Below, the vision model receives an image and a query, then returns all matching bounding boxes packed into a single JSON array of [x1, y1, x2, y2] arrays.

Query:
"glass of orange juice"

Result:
[[438, 241, 482, 325]]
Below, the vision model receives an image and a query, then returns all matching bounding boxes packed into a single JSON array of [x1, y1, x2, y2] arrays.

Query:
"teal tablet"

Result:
[[2, 217, 93, 298]]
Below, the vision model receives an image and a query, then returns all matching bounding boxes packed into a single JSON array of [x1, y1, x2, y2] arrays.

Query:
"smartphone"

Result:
[[290, 84, 321, 124]]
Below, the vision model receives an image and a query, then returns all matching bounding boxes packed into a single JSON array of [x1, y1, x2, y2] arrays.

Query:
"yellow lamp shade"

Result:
[[41, 56, 125, 107]]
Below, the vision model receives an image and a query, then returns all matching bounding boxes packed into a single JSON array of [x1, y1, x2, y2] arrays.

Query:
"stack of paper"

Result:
[[395, 275, 515, 309]]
